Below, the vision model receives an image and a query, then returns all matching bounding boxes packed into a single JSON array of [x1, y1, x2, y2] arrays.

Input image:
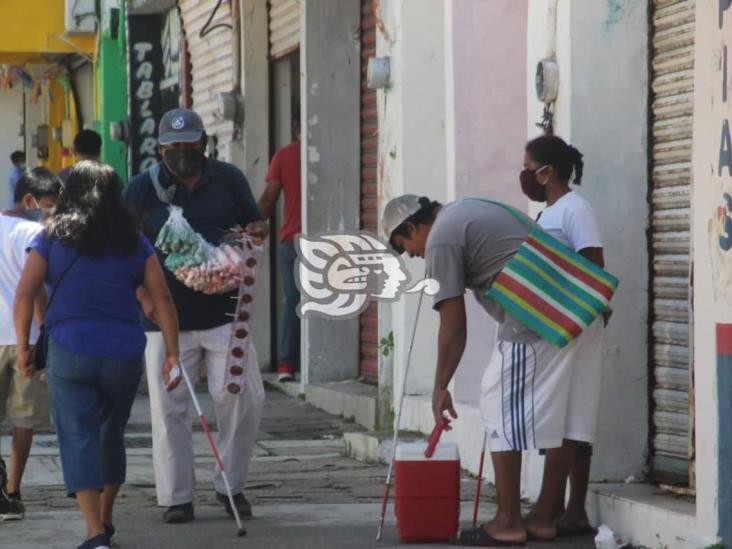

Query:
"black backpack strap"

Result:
[[46, 253, 80, 314], [136, 160, 248, 228]]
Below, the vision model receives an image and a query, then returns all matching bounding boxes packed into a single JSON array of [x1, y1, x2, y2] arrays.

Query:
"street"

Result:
[[2, 386, 595, 549]]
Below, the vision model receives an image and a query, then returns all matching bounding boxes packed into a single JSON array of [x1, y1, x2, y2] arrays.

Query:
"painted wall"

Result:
[[566, 0, 650, 484], [0, 86, 24, 208], [46, 78, 74, 173], [300, 0, 361, 384], [238, 0, 272, 370], [0, 0, 96, 63], [24, 89, 43, 169], [97, 0, 128, 180], [377, 0, 448, 403], [692, 0, 732, 542], [447, 0, 529, 407], [72, 63, 95, 128]]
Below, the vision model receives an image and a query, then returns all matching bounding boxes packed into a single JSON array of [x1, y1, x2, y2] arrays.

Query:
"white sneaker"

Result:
[[277, 372, 294, 382]]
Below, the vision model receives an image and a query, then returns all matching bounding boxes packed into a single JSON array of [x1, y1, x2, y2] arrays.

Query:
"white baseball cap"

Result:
[[382, 194, 422, 253]]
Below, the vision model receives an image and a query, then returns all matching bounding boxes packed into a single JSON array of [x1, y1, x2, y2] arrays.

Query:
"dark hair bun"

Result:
[[525, 135, 584, 186]]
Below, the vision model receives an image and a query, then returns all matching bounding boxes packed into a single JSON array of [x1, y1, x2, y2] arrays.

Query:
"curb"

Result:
[[343, 431, 424, 464], [263, 376, 303, 398]]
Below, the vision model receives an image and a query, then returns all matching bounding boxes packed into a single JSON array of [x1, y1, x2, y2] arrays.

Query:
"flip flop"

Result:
[[555, 522, 598, 538], [455, 526, 526, 547]]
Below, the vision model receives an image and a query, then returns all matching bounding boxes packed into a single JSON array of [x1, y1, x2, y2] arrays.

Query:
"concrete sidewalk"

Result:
[[1, 388, 596, 548]]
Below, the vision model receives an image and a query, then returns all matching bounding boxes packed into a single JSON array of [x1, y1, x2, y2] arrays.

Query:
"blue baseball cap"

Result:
[[158, 109, 205, 145]]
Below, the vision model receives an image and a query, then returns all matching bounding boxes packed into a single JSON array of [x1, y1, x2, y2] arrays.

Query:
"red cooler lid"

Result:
[[395, 442, 459, 461]]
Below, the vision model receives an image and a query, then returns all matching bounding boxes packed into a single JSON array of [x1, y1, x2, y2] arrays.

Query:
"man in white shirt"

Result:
[[0, 168, 60, 520]]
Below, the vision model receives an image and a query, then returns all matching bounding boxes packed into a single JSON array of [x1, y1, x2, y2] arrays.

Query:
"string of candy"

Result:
[[223, 235, 263, 395]]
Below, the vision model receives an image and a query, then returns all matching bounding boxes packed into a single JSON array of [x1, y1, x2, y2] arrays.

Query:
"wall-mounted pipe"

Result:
[[547, 0, 558, 59]]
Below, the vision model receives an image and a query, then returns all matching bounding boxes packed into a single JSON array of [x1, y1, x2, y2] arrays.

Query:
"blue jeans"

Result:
[[279, 240, 300, 366], [46, 340, 142, 496]]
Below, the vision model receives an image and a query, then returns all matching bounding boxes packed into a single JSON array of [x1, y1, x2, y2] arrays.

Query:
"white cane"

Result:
[[376, 287, 425, 541], [179, 363, 247, 537]]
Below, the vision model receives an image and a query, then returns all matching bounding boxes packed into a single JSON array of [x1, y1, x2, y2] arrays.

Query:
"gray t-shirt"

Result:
[[425, 198, 538, 343]]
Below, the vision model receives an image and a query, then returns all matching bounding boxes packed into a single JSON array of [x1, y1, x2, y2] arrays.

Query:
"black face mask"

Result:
[[163, 148, 203, 179]]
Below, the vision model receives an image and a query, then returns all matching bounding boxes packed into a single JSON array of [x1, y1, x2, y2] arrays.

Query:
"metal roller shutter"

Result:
[[649, 0, 695, 486], [269, 0, 300, 60], [359, 0, 378, 385], [178, 0, 236, 154]]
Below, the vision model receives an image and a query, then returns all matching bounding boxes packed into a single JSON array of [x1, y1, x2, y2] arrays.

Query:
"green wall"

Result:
[[96, 0, 128, 181]]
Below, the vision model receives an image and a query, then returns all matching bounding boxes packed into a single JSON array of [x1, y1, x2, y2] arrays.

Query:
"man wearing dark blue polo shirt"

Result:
[[124, 109, 269, 525]]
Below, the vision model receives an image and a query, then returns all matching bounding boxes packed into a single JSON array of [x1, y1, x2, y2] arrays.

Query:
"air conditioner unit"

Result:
[[65, 0, 97, 34]]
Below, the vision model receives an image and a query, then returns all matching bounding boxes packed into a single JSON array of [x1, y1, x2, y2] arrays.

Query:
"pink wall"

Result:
[[451, 0, 528, 404], [452, 0, 528, 205]]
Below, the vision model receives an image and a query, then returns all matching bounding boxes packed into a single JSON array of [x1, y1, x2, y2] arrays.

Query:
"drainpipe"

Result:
[[225, 0, 245, 145], [232, 0, 242, 94], [535, 0, 559, 134]]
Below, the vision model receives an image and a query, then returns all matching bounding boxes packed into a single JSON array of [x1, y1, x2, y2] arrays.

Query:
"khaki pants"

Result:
[[145, 324, 265, 507], [0, 345, 51, 430]]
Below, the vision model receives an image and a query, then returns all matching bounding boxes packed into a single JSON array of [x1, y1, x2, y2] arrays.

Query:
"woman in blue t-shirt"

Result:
[[13, 161, 180, 549]]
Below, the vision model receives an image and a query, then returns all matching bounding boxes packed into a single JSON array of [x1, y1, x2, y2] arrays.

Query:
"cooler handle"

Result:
[[424, 417, 450, 458]]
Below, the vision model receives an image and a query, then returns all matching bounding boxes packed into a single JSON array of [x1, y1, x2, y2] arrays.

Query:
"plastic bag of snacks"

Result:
[[156, 206, 265, 394], [155, 206, 255, 295]]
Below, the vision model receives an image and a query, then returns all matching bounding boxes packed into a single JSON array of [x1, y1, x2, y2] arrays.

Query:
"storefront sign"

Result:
[[128, 16, 163, 175]]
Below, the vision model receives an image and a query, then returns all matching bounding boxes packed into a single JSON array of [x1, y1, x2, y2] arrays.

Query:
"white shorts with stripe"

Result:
[[479, 324, 602, 452], [564, 320, 604, 444]]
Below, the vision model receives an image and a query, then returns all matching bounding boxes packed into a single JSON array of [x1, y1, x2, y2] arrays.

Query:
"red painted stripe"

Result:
[[717, 323, 732, 355], [498, 274, 584, 338], [528, 237, 614, 300]]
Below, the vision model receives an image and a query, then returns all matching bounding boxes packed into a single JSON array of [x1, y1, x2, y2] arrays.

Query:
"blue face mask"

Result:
[[24, 209, 43, 222], [22, 197, 44, 222]]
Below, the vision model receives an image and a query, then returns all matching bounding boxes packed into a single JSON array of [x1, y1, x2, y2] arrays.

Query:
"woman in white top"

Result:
[[520, 134, 605, 541]]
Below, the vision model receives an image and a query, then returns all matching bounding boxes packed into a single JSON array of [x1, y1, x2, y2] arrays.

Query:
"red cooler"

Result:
[[394, 441, 460, 542]]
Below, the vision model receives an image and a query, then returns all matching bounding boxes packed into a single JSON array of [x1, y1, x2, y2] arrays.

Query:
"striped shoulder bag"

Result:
[[480, 199, 619, 348]]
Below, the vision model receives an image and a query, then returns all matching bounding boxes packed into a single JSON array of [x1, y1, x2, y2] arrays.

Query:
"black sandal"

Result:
[[456, 526, 526, 547], [555, 521, 598, 538]]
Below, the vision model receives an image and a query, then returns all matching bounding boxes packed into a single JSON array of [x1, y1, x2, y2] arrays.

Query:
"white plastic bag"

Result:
[[155, 205, 254, 295], [595, 524, 619, 549]]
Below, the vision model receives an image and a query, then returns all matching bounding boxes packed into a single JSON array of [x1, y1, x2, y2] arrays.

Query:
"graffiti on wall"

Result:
[[710, 2, 732, 303], [711, 194, 732, 304], [719, 2, 732, 178]]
